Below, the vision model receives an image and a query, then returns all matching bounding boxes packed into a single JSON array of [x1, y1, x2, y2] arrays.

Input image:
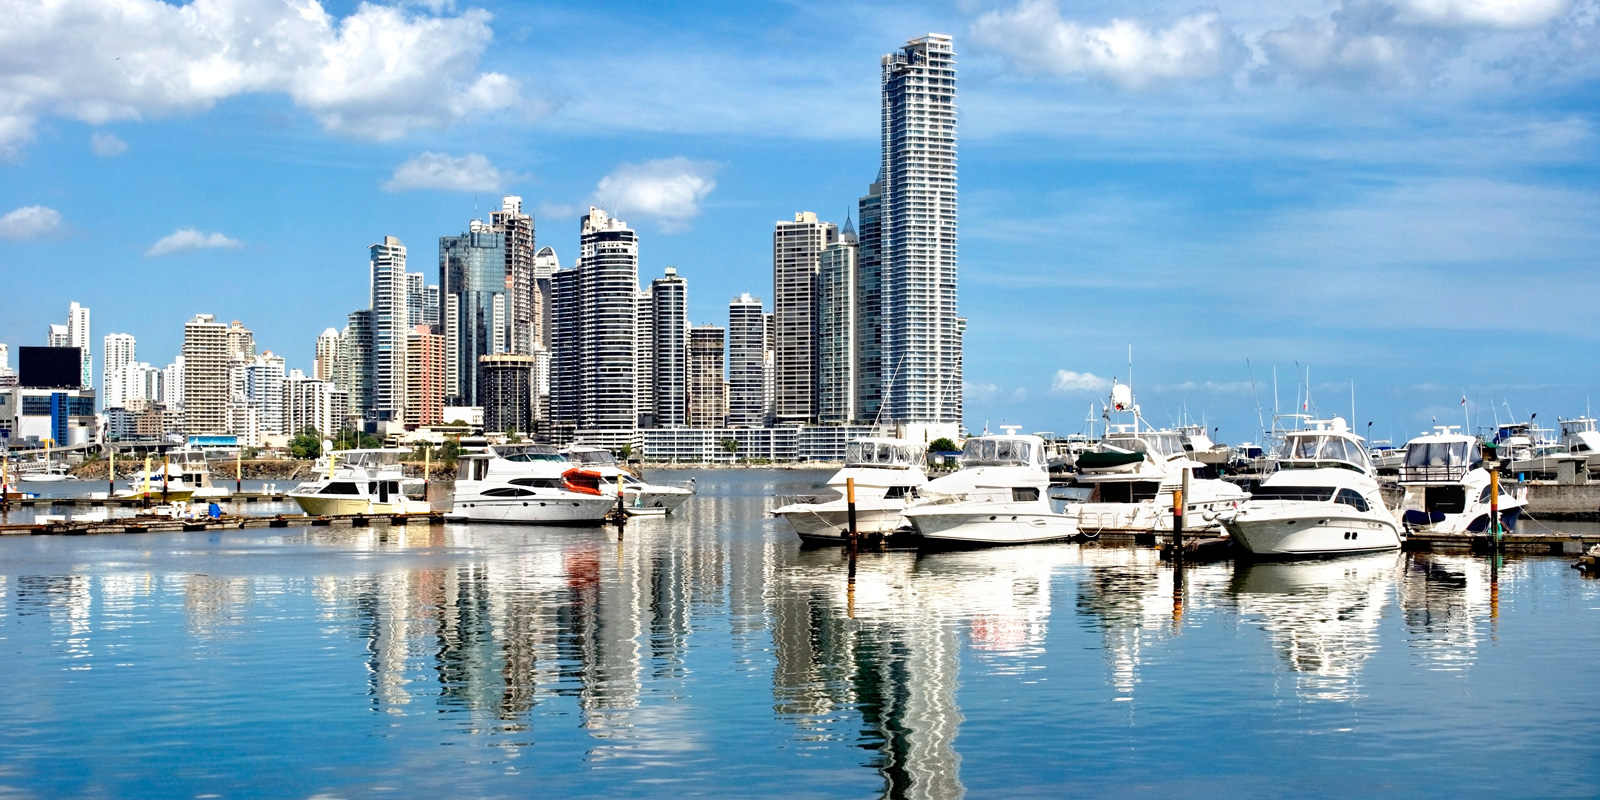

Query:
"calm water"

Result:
[[2, 469, 1597, 799]]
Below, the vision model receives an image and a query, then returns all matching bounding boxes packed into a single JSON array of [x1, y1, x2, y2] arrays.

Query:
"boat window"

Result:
[[1094, 481, 1161, 503], [846, 443, 866, 465], [482, 487, 537, 497], [1012, 487, 1039, 502], [884, 485, 915, 499], [318, 482, 360, 496], [1334, 489, 1369, 512], [1405, 441, 1473, 468], [876, 443, 893, 463], [509, 478, 563, 489], [1478, 485, 1492, 504], [961, 438, 1035, 466], [1573, 443, 1591, 453], [1249, 485, 1335, 502]]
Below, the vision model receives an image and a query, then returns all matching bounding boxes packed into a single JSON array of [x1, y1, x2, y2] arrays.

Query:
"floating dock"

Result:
[[0, 512, 444, 536], [4, 492, 291, 508]]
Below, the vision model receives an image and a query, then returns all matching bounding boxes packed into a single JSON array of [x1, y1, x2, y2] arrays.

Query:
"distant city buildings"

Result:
[[1, 32, 963, 453]]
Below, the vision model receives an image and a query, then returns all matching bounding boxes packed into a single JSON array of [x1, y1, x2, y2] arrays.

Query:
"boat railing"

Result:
[[1398, 464, 1470, 483]]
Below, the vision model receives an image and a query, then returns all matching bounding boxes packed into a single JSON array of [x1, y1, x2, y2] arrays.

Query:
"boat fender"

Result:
[[1202, 509, 1218, 522]]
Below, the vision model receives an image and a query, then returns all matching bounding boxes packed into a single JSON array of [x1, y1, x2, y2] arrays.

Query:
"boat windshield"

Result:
[[845, 441, 919, 467], [961, 437, 1036, 467], [566, 449, 617, 466], [1104, 432, 1184, 458], [1276, 434, 1371, 471], [1404, 441, 1474, 469], [1562, 418, 1597, 436], [496, 444, 565, 463], [339, 451, 402, 468]]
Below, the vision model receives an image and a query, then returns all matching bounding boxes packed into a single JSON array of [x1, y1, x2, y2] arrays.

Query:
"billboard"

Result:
[[18, 347, 81, 389]]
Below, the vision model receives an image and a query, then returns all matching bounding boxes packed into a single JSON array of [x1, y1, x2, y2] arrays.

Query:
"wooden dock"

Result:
[[4, 492, 291, 508], [0, 512, 445, 536]]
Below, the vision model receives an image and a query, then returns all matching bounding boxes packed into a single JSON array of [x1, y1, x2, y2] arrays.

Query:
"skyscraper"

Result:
[[406, 272, 426, 328], [881, 34, 961, 425], [856, 179, 884, 421], [370, 236, 410, 422], [102, 333, 136, 406], [439, 221, 508, 407], [551, 208, 640, 432], [404, 324, 445, 428], [344, 309, 374, 419], [816, 225, 859, 423], [182, 314, 229, 435], [773, 211, 837, 425], [66, 302, 91, 390], [646, 268, 688, 428], [491, 196, 538, 356], [533, 246, 559, 348], [689, 325, 727, 429], [726, 294, 768, 428], [314, 328, 343, 382]]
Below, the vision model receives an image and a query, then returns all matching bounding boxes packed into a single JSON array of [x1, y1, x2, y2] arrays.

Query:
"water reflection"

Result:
[[1230, 553, 1400, 701], [2, 492, 1589, 799]]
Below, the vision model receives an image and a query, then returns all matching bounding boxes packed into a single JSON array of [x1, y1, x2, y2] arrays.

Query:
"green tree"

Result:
[[617, 443, 634, 462], [719, 438, 739, 460], [928, 437, 958, 454], [289, 427, 322, 459]]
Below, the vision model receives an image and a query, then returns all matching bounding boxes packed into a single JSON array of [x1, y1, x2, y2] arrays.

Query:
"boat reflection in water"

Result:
[[1229, 552, 1400, 701]]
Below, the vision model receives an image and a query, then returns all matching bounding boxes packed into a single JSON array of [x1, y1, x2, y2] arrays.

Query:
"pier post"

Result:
[[613, 474, 627, 534], [846, 477, 859, 543], [161, 452, 169, 504], [1172, 468, 1188, 557], [108, 447, 115, 497], [236, 448, 242, 494], [1490, 465, 1502, 551]]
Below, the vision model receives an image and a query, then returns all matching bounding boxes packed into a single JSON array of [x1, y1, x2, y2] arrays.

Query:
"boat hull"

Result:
[[904, 502, 1078, 547], [773, 500, 909, 541], [1224, 511, 1401, 557], [290, 495, 431, 516], [620, 487, 694, 516], [445, 494, 616, 525]]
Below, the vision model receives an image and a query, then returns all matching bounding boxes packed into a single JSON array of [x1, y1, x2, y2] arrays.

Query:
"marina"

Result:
[[1, 469, 1598, 799]]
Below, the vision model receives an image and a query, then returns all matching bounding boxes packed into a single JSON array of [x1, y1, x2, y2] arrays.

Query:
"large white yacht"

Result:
[[1066, 384, 1247, 535], [561, 445, 696, 516], [772, 437, 928, 543], [1220, 418, 1402, 557], [1397, 427, 1526, 535], [288, 449, 432, 516], [447, 444, 617, 525], [902, 431, 1078, 547]]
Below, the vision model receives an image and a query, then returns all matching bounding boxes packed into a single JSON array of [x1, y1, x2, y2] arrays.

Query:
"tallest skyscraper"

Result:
[[879, 33, 961, 427]]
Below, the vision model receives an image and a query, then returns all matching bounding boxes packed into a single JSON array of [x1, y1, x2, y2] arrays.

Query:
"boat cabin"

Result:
[[494, 444, 566, 463], [1275, 420, 1373, 473], [845, 439, 921, 469], [563, 447, 619, 467], [1399, 429, 1479, 483], [1560, 417, 1600, 454], [959, 435, 1045, 468]]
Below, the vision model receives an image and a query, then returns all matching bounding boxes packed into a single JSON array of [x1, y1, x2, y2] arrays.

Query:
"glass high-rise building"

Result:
[[855, 179, 884, 421], [369, 236, 409, 422], [646, 268, 688, 428], [550, 208, 640, 432], [439, 222, 508, 407], [880, 33, 961, 425], [816, 225, 859, 424], [490, 196, 538, 356]]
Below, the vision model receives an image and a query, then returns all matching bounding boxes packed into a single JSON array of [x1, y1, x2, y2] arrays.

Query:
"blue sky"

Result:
[[2, 0, 1598, 444]]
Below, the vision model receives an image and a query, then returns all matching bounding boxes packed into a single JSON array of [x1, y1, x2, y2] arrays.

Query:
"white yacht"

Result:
[[447, 444, 616, 525], [772, 437, 928, 543], [288, 449, 431, 516], [1067, 384, 1247, 535], [122, 448, 229, 501], [1069, 426, 1247, 535], [1398, 427, 1526, 535], [17, 463, 76, 483], [1220, 418, 1402, 558], [1560, 417, 1600, 473], [902, 431, 1078, 547], [561, 445, 695, 516]]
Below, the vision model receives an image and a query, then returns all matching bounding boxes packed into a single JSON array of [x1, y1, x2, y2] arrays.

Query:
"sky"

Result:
[[1, 0, 1598, 445]]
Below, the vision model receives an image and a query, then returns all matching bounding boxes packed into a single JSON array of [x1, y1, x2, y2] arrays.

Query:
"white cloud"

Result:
[[1256, 0, 1575, 87], [0, 205, 62, 240], [382, 152, 514, 192], [593, 157, 718, 231], [90, 131, 127, 157], [1397, 0, 1570, 29], [1052, 370, 1111, 393], [970, 1, 1248, 89], [0, 0, 526, 154], [145, 229, 241, 257]]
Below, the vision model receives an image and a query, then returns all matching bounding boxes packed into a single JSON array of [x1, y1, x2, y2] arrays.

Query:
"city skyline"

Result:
[[3, 2, 1598, 441]]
